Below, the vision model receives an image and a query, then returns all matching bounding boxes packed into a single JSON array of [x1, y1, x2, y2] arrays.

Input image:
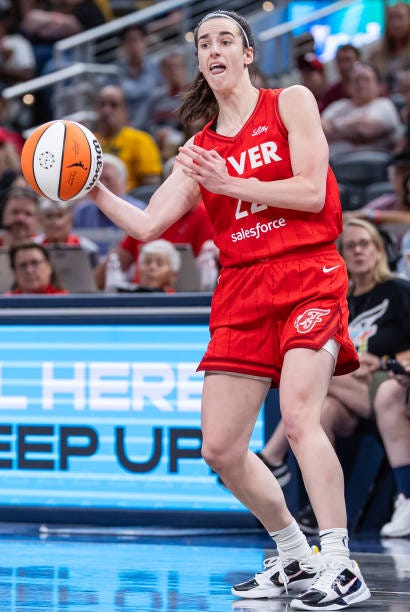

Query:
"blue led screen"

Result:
[[0, 325, 264, 511]]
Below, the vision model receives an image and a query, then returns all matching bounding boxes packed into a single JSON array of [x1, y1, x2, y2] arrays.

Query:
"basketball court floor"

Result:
[[0, 524, 408, 611]]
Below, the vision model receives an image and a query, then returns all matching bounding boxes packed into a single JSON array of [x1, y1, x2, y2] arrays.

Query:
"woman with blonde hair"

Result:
[[300, 217, 410, 531], [369, 1, 410, 94], [258, 218, 410, 534]]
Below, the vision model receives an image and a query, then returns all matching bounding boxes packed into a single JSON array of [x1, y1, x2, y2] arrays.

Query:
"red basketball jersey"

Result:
[[194, 88, 342, 267]]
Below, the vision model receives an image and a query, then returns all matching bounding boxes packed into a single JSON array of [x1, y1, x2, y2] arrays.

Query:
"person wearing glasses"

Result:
[[258, 218, 410, 537], [5, 242, 67, 295]]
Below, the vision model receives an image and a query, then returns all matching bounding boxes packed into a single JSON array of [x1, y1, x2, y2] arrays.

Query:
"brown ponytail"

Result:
[[179, 72, 217, 127]]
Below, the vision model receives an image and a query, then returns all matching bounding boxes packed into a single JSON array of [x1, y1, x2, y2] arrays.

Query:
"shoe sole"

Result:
[[231, 587, 286, 599], [290, 586, 371, 610], [232, 577, 316, 599]]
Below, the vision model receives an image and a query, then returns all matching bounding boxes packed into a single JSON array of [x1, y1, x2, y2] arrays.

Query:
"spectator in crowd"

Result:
[[396, 70, 410, 151], [34, 198, 99, 264], [320, 44, 361, 111], [93, 0, 112, 21], [8, 173, 30, 189], [344, 149, 410, 216], [0, 135, 21, 215], [0, 8, 35, 88], [5, 241, 68, 294], [0, 96, 25, 154], [278, 31, 316, 89], [116, 24, 161, 130], [395, 171, 410, 277], [321, 62, 403, 157], [94, 201, 214, 290], [374, 364, 410, 537], [20, 0, 106, 75], [256, 219, 410, 534], [133, 239, 181, 293], [19, 0, 106, 124], [368, 1, 410, 95], [148, 52, 189, 162], [297, 52, 327, 112], [0, 186, 39, 246], [73, 154, 146, 228], [344, 149, 410, 230], [94, 85, 163, 192]]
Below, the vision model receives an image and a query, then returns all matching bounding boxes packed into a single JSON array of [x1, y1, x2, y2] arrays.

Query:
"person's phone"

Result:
[[385, 357, 409, 375]]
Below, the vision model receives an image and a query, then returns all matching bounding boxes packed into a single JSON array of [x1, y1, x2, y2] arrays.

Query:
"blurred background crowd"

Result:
[[0, 0, 409, 296]]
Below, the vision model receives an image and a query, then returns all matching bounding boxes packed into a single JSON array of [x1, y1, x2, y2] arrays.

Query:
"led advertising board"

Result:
[[0, 324, 264, 513], [288, 0, 384, 62]]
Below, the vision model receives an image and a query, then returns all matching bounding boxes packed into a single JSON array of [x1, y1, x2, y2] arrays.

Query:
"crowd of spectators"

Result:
[[0, 0, 407, 541], [0, 0, 408, 298]]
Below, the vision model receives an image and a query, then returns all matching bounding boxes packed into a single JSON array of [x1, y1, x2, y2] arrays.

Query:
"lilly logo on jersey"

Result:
[[252, 125, 268, 136], [294, 308, 331, 334]]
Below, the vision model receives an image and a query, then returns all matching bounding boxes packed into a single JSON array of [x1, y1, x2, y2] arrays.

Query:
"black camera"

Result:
[[385, 357, 409, 375]]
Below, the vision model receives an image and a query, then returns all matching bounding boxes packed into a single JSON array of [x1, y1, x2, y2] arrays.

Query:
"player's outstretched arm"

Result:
[[91, 147, 202, 242]]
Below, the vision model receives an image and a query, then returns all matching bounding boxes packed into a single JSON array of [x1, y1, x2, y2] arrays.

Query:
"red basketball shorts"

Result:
[[197, 247, 359, 387]]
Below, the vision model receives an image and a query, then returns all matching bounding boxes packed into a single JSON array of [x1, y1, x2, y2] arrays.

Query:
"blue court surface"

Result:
[[0, 524, 408, 611]]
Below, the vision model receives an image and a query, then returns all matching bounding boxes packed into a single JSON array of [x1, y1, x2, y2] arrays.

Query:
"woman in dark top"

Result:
[[258, 218, 410, 534], [322, 217, 410, 443]]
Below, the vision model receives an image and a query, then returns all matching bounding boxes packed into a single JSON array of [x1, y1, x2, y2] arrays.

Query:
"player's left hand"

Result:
[[176, 144, 229, 194]]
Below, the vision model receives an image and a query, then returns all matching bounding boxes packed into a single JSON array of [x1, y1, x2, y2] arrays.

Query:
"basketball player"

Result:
[[90, 10, 370, 609]]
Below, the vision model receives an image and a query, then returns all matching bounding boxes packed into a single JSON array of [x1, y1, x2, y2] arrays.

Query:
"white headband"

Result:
[[197, 12, 251, 49]]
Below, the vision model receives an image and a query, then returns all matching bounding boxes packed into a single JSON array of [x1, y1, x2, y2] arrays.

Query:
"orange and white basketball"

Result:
[[20, 120, 103, 201]]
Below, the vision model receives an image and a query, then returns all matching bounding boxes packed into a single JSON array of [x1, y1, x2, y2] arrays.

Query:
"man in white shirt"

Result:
[[0, 9, 35, 87], [321, 62, 402, 157]]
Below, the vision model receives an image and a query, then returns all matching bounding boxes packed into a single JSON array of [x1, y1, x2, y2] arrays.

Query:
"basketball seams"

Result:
[[32, 137, 44, 196], [57, 121, 67, 200], [59, 121, 92, 201], [79, 121, 94, 190], [21, 121, 53, 197]]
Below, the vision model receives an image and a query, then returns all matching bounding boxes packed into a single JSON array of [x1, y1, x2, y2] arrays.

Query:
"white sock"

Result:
[[319, 528, 350, 562], [269, 519, 313, 561]]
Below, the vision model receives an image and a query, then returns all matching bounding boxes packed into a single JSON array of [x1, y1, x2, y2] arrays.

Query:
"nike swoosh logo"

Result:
[[323, 265, 341, 273], [338, 576, 358, 595], [276, 568, 304, 585]]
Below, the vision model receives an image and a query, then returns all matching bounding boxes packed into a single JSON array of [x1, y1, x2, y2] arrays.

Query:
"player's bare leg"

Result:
[[201, 373, 320, 599]]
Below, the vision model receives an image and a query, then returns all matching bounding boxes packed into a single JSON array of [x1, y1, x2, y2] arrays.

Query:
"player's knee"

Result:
[[281, 392, 312, 436], [201, 442, 238, 473], [281, 412, 306, 446]]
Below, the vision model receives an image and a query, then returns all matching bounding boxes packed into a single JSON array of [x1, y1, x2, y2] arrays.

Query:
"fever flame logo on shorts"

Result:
[[294, 308, 331, 334]]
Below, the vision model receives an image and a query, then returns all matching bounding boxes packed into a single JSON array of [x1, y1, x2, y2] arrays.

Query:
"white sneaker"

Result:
[[380, 494, 410, 537], [290, 558, 371, 610], [231, 547, 321, 599]]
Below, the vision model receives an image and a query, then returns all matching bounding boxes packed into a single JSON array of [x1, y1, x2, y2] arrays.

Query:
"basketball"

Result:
[[20, 120, 103, 201]]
